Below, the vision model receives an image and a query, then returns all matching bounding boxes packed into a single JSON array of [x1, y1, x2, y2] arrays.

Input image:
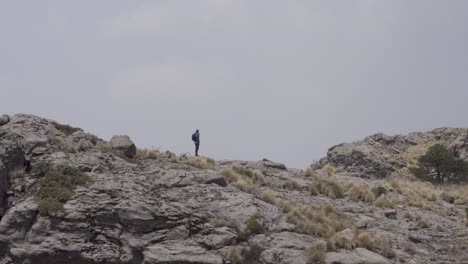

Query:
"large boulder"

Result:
[[110, 135, 136, 158], [0, 115, 9, 126]]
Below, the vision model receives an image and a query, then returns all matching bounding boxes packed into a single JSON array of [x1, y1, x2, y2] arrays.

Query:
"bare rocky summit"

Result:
[[0, 114, 467, 264]]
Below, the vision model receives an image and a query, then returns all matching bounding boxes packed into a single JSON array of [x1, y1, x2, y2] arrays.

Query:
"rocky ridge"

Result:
[[0, 114, 466, 264]]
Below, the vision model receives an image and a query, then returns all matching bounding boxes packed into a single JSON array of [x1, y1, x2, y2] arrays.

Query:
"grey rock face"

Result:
[[262, 159, 287, 170], [0, 115, 9, 126], [110, 135, 136, 158], [0, 115, 466, 264], [325, 248, 392, 264], [322, 128, 468, 178], [143, 241, 223, 264]]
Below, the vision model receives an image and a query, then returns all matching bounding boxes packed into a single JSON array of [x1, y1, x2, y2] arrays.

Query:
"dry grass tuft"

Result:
[[324, 164, 337, 177], [386, 179, 442, 210], [285, 180, 302, 191], [354, 232, 395, 259], [310, 178, 344, 199], [276, 199, 298, 213], [287, 204, 355, 239], [415, 215, 430, 229], [404, 211, 413, 219], [221, 166, 266, 193], [232, 166, 266, 185], [327, 233, 355, 251], [307, 243, 326, 264], [77, 139, 94, 152], [305, 167, 315, 177], [261, 190, 277, 204], [375, 194, 395, 208], [346, 184, 376, 203], [96, 141, 112, 153], [449, 184, 468, 205], [136, 148, 160, 160], [183, 156, 215, 169]]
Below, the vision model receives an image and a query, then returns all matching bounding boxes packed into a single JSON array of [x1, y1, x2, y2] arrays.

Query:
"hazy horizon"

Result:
[[1, 1, 467, 168]]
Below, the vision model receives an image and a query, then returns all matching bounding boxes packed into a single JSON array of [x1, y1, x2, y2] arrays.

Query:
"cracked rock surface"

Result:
[[0, 114, 467, 264]]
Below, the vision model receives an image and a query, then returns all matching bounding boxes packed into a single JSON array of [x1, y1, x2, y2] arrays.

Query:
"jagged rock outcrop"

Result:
[[321, 128, 468, 178], [0, 114, 466, 264]]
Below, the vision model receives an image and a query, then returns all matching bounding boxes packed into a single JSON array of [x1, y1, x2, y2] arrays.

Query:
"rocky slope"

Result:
[[0, 114, 467, 264]]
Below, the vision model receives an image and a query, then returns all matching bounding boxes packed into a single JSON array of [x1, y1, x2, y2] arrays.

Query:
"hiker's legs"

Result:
[[195, 143, 199, 156]]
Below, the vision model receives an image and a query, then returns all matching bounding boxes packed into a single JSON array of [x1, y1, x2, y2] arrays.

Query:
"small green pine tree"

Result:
[[410, 144, 468, 183]]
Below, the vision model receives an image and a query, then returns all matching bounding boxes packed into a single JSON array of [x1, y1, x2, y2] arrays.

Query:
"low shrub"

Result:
[[35, 164, 93, 214], [239, 215, 265, 240], [32, 161, 53, 177], [371, 186, 388, 198], [310, 178, 344, 199]]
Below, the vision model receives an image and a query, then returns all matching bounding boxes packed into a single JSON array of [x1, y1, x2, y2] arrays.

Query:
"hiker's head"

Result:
[[196, 129, 199, 133]]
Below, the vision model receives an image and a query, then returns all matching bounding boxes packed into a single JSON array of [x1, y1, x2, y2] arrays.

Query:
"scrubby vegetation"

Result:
[[346, 184, 376, 203], [309, 178, 344, 199], [222, 165, 266, 192], [182, 156, 215, 169], [324, 164, 337, 177], [239, 215, 265, 240], [136, 148, 160, 160], [410, 144, 468, 183], [34, 163, 92, 214], [354, 232, 395, 259], [286, 204, 354, 238], [375, 194, 395, 209]]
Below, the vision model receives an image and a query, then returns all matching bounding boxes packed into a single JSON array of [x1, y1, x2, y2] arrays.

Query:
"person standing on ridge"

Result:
[[192, 129, 200, 156]]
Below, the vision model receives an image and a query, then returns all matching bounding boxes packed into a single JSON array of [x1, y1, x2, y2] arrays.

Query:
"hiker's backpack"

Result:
[[192, 133, 197, 141]]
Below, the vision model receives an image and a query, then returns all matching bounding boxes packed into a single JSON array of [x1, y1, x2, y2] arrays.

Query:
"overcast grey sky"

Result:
[[1, 1, 467, 168]]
